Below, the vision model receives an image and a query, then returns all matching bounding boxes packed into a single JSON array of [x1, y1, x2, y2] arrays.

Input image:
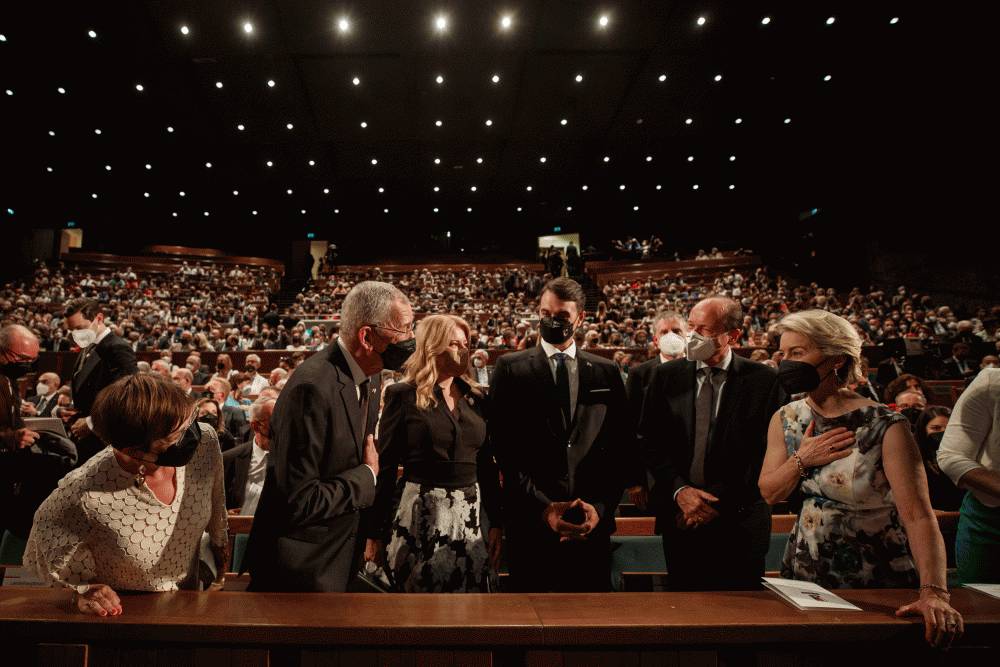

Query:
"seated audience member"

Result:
[[222, 397, 275, 515], [212, 354, 235, 383], [229, 372, 253, 406], [883, 373, 931, 405], [23, 372, 62, 417], [243, 354, 269, 395], [941, 342, 976, 381], [171, 367, 194, 395], [136, 361, 151, 374], [258, 385, 281, 401], [471, 349, 493, 387], [269, 367, 288, 387], [194, 398, 237, 453], [914, 406, 965, 511], [937, 368, 1000, 584], [23, 374, 228, 615], [186, 354, 210, 385], [365, 315, 501, 592], [150, 359, 171, 380], [978, 354, 1000, 376], [206, 378, 248, 437], [759, 310, 961, 647], [895, 389, 929, 428]]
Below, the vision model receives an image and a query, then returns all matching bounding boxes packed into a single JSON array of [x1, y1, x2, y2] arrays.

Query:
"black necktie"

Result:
[[691, 366, 722, 487], [358, 379, 370, 438], [553, 353, 571, 430]]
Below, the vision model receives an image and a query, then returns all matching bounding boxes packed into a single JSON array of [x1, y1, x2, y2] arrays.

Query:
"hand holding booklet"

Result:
[[762, 577, 862, 611]]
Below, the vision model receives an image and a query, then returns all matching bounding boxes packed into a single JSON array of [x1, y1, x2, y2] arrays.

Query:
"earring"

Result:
[[134, 464, 147, 488]]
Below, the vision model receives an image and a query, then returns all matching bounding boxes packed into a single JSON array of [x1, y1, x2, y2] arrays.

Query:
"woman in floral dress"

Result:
[[759, 310, 962, 648]]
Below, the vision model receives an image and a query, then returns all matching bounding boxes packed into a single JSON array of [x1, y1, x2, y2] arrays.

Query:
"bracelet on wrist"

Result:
[[792, 453, 808, 478], [919, 583, 950, 600]]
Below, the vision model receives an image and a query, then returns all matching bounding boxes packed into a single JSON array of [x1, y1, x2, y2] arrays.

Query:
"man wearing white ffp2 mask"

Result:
[[658, 332, 687, 360], [24, 372, 62, 418]]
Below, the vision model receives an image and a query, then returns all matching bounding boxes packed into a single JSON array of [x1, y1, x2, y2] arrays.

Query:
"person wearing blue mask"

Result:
[[759, 309, 962, 649]]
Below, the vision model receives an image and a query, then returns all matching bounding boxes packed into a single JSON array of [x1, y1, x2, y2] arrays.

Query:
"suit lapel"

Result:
[[330, 344, 364, 456], [675, 361, 697, 449], [709, 354, 743, 457], [73, 346, 102, 392], [529, 346, 563, 437], [567, 354, 596, 473]]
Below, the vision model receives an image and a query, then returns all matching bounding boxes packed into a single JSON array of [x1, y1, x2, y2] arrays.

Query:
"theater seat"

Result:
[[610, 536, 666, 591], [230, 533, 250, 574]]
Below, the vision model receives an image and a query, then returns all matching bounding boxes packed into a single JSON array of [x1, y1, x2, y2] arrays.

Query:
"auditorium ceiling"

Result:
[[2, 2, 920, 254]]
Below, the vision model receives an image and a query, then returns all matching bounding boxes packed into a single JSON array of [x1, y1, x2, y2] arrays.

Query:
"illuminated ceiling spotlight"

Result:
[[560, 118, 568, 126], [633, 205, 640, 211], [370, 158, 378, 165], [91, 193, 98, 199], [104, 164, 112, 171], [761, 17, 771, 26], [203, 211, 210, 217], [145, 163, 152, 170], [180, 25, 190, 36], [470, 185, 477, 192], [539, 156, 547, 163], [434, 14, 449, 33], [88, 30, 98, 39], [658, 73, 667, 82], [57, 86, 66, 94], [729, 155, 736, 162], [232, 190, 239, 196], [784, 117, 792, 124], [823, 74, 832, 82], [618, 184, 626, 190], [436, 119, 444, 127], [287, 188, 294, 195], [135, 83, 144, 92], [499, 14, 513, 31], [266, 160, 274, 167], [434, 157, 441, 164], [436, 74, 444, 84], [215, 81, 223, 89], [308, 159, 316, 166], [684, 117, 693, 125], [597, 14, 610, 29], [337, 17, 351, 33], [696, 16, 707, 27], [352, 76, 361, 86], [377, 187, 385, 193], [575, 73, 584, 83], [204, 161, 212, 168], [581, 185, 588, 191], [143, 192, 150, 198], [491, 73, 501, 84], [713, 74, 722, 82], [826, 17, 836, 26], [687, 156, 695, 162], [360, 121, 368, 128], [236, 123, 245, 131], [692, 184, 700, 190], [890, 17, 900, 25], [433, 186, 440, 192], [735, 117, 743, 124], [267, 79, 276, 88], [645, 155, 653, 162], [566, 206, 572, 212], [525, 185, 533, 192], [484, 118, 493, 127], [323, 188, 330, 194], [476, 157, 483, 164], [603, 155, 610, 163], [285, 122, 294, 130], [242, 21, 254, 34], [95, 128, 103, 134], [728, 184, 735, 190]]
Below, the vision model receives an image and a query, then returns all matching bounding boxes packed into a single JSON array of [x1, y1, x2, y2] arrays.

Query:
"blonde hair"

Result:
[[775, 310, 864, 385], [402, 314, 481, 410]]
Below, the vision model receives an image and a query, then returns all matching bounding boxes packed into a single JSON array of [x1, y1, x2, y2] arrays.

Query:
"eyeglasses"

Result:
[[368, 322, 416, 336]]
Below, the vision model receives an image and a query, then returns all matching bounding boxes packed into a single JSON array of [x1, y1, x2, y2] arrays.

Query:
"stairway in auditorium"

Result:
[[578, 272, 604, 312], [272, 276, 309, 311]]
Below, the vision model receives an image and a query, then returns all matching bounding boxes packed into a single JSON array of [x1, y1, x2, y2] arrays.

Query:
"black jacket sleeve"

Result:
[[366, 387, 408, 541], [624, 367, 650, 488], [637, 369, 689, 500]]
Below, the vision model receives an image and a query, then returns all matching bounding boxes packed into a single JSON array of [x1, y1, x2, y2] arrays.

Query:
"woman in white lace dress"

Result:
[[24, 374, 228, 615]]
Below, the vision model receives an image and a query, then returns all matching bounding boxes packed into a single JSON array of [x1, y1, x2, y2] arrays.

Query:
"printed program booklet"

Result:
[[964, 584, 1000, 600], [762, 577, 862, 611]]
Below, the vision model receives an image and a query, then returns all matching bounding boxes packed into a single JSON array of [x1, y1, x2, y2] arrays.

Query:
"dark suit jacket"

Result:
[[941, 357, 975, 381], [637, 353, 785, 530], [245, 342, 381, 592], [223, 440, 252, 510], [489, 345, 632, 542], [624, 356, 663, 489], [70, 333, 138, 418], [222, 405, 249, 440], [27, 393, 58, 418]]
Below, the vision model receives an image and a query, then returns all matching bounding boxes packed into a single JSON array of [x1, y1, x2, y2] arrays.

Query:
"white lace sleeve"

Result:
[[203, 425, 229, 548], [23, 480, 96, 594]]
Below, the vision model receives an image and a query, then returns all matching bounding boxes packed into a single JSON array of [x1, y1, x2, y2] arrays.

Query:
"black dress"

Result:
[[369, 380, 502, 592]]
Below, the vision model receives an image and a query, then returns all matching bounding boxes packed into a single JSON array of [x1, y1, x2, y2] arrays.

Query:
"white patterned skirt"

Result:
[[387, 481, 496, 593]]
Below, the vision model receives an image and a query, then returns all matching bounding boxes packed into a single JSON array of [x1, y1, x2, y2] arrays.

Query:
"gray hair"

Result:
[[249, 397, 276, 422], [340, 281, 408, 350], [0, 324, 37, 352], [653, 310, 687, 332]]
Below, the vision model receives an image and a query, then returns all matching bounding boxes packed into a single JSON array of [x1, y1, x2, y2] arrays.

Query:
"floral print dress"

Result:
[[779, 399, 918, 588]]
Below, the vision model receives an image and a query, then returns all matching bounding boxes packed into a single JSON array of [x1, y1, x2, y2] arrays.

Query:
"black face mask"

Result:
[[379, 337, 416, 372], [899, 407, 923, 426], [244, 365, 257, 374], [1, 361, 34, 380], [217, 362, 226, 370], [153, 421, 202, 467], [539, 317, 575, 345], [920, 430, 945, 461], [777, 359, 834, 395], [196, 415, 219, 430]]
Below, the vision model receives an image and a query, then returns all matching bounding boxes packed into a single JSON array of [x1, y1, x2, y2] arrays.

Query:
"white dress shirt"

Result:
[[938, 368, 1000, 507], [239, 437, 269, 516], [337, 337, 378, 486], [539, 338, 580, 420]]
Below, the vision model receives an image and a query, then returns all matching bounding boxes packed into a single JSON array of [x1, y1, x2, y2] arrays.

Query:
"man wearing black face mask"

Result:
[[0, 325, 41, 453], [247, 281, 414, 592], [490, 277, 632, 592]]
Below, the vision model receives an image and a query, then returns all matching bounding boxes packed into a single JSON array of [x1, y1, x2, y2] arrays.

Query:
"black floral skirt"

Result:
[[387, 481, 496, 593]]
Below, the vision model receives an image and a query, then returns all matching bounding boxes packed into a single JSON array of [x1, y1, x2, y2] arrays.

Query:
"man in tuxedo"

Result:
[[23, 372, 61, 417], [941, 342, 976, 381], [64, 298, 138, 464], [625, 312, 688, 513], [490, 277, 633, 592], [223, 397, 275, 514], [638, 297, 785, 591], [246, 281, 415, 592]]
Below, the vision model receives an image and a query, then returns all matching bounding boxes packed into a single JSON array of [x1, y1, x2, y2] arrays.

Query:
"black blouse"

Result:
[[368, 379, 502, 540]]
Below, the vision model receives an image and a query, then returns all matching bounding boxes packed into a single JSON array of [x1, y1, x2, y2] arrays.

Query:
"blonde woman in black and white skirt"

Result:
[[364, 314, 502, 592]]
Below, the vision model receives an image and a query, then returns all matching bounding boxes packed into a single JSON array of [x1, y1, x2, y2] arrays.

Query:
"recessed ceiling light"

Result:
[[729, 184, 735, 190], [516, 206, 522, 212], [491, 73, 501, 84], [233, 190, 239, 196], [243, 21, 254, 34], [0, 34, 7, 42], [267, 79, 275, 88], [215, 81, 223, 89], [633, 205, 639, 211], [470, 186, 477, 192], [300, 209, 306, 215], [337, 17, 351, 33], [735, 117, 743, 124], [761, 17, 771, 26], [434, 14, 449, 33], [598, 14, 610, 29], [45, 166, 53, 173], [645, 155, 653, 162], [826, 17, 836, 26], [360, 121, 368, 128], [286, 122, 294, 130], [308, 160, 316, 166], [4, 89, 12, 96], [619, 184, 626, 190], [57, 87, 66, 94], [603, 155, 610, 163], [88, 30, 97, 39], [236, 123, 245, 131], [145, 163, 152, 170], [696, 16, 707, 27], [714, 74, 722, 82], [203, 211, 210, 217], [95, 128, 103, 134], [287, 188, 294, 195], [484, 119, 493, 126], [526, 185, 533, 192], [658, 73, 667, 82], [352, 76, 360, 86], [729, 155, 736, 162], [560, 118, 568, 126], [656, 184, 662, 190], [378, 187, 385, 193], [433, 186, 440, 192], [434, 207, 440, 213], [539, 156, 547, 163], [500, 14, 513, 30], [266, 160, 274, 167], [687, 155, 695, 162], [323, 188, 330, 194], [575, 73, 584, 83], [436, 119, 444, 127], [334, 209, 339, 214], [784, 117, 792, 124], [384, 208, 390, 213], [252, 210, 258, 215], [685, 118, 693, 125], [91, 193, 98, 199], [179, 191, 186, 197], [581, 185, 588, 191], [180, 25, 190, 36], [436, 74, 444, 84], [166, 126, 173, 133], [466, 207, 472, 213], [692, 184, 700, 190], [172, 212, 178, 217], [135, 83, 144, 92], [434, 157, 441, 164], [104, 165, 112, 172], [476, 157, 483, 164], [371, 158, 378, 165], [143, 192, 150, 198], [823, 74, 832, 82], [204, 162, 212, 168], [890, 17, 899, 25], [48, 130, 55, 136]]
